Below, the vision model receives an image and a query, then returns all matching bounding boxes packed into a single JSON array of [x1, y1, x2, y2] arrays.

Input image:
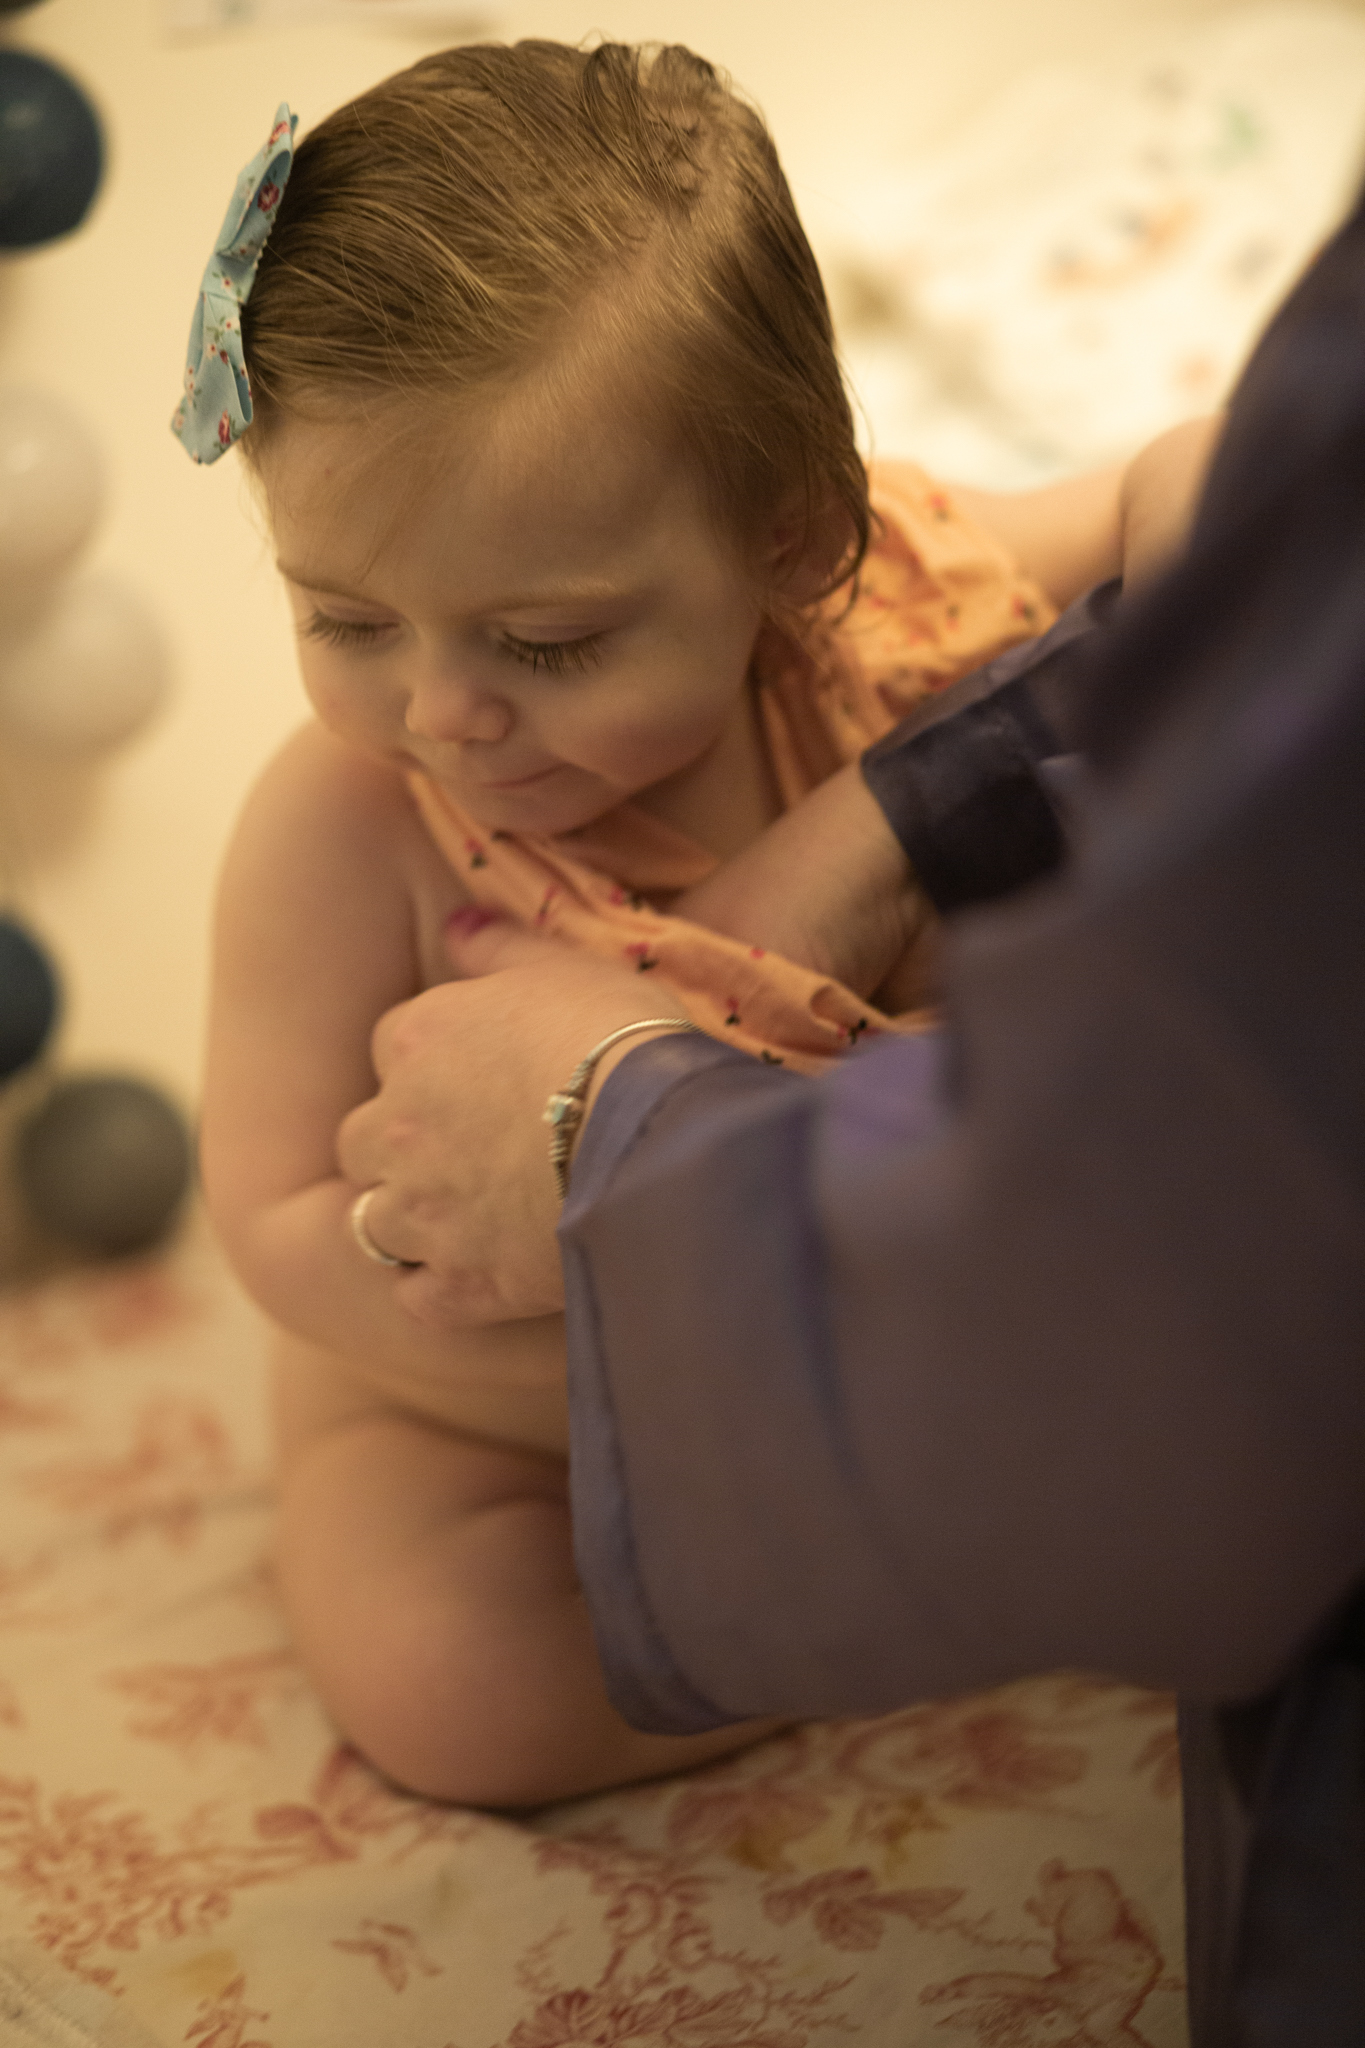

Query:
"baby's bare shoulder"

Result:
[[218, 723, 470, 992], [225, 723, 453, 904], [235, 721, 415, 858]]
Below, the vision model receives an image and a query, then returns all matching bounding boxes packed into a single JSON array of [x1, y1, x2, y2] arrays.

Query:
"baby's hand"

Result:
[[1119, 415, 1223, 589]]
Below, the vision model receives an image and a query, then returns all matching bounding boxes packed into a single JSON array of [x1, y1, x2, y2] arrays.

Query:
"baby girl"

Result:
[[185, 41, 1215, 1807]]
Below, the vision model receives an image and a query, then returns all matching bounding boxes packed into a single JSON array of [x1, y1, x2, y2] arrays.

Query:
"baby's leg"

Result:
[[273, 1334, 781, 1808]]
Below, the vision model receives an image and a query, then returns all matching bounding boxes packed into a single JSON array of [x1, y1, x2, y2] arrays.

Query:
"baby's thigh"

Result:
[[271, 1330, 569, 1582], [270, 1333, 579, 1793]]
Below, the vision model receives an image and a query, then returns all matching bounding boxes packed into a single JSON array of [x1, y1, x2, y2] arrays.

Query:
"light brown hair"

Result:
[[242, 39, 868, 597]]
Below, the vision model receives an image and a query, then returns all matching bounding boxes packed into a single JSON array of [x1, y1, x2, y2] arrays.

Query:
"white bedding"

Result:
[[828, 2, 1365, 485]]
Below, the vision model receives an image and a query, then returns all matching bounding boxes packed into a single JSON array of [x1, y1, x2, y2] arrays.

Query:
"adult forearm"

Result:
[[671, 762, 925, 998]]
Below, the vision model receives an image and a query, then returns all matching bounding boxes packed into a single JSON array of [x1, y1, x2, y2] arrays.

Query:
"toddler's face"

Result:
[[261, 379, 770, 837]]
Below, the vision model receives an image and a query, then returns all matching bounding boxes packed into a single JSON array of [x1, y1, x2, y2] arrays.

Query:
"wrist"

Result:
[[583, 1023, 693, 1114], [550, 1013, 701, 1199]]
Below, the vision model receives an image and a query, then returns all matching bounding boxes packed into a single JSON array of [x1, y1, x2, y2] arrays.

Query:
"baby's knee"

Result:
[[290, 1494, 584, 1807], [326, 1607, 570, 1809]]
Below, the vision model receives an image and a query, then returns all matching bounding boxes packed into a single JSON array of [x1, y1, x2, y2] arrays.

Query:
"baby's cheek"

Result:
[[611, 687, 738, 774], [598, 725, 707, 792], [300, 661, 384, 746]]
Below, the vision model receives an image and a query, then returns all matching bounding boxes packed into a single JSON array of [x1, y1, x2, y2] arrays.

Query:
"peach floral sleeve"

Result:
[[754, 464, 1059, 803]]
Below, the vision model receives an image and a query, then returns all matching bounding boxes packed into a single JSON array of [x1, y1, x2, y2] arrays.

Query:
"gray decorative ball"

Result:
[[16, 1074, 192, 1255]]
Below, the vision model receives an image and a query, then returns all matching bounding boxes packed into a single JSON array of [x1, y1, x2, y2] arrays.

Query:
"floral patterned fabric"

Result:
[[170, 106, 296, 466], [0, 1216, 1187, 2045], [407, 466, 1057, 1074]]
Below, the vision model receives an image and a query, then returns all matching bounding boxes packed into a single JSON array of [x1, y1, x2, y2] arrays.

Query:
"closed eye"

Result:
[[300, 611, 392, 650], [501, 633, 604, 676]]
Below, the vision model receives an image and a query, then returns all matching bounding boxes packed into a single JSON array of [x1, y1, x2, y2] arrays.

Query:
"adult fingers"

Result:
[[363, 962, 501, 1086], [341, 1175, 422, 1272], [393, 1254, 565, 1332]]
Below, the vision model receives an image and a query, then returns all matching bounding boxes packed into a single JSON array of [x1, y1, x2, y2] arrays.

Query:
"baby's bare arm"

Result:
[[202, 722, 561, 1377], [1117, 414, 1224, 586], [945, 414, 1222, 606]]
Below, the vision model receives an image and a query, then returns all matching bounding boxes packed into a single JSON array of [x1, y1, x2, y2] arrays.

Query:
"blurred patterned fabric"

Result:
[[0, 1215, 1187, 2045]]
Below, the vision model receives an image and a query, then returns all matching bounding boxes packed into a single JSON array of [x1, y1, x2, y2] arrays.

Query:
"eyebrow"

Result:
[[276, 566, 389, 603], [276, 564, 632, 614]]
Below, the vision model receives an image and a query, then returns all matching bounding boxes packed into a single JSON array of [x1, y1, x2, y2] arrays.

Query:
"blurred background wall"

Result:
[[1, 0, 1362, 1128]]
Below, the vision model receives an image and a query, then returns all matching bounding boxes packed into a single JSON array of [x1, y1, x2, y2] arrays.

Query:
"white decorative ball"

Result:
[[0, 387, 104, 597], [0, 572, 171, 754]]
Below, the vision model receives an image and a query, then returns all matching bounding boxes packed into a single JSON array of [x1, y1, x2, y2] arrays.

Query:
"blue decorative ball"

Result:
[[0, 913, 59, 1081], [16, 1075, 193, 1256], [0, 51, 104, 251]]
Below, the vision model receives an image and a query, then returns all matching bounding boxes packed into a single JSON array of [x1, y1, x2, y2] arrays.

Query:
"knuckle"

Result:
[[398, 1268, 500, 1330], [384, 1114, 427, 1160]]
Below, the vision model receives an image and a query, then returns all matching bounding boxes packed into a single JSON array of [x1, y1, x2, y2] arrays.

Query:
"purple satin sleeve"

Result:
[[561, 1029, 953, 1731], [559, 624, 1365, 1733], [860, 579, 1120, 909], [556, 1033, 776, 1731]]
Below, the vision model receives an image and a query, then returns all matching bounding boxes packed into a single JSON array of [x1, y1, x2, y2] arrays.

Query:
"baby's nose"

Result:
[[404, 668, 511, 746]]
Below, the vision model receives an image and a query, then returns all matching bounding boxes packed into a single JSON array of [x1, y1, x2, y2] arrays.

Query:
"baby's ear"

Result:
[[761, 489, 857, 607]]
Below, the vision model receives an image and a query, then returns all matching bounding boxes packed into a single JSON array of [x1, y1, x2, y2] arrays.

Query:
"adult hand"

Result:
[[339, 764, 927, 1333], [336, 916, 693, 1328]]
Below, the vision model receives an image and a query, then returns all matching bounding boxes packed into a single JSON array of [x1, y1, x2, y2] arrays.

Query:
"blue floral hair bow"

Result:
[[171, 104, 297, 466]]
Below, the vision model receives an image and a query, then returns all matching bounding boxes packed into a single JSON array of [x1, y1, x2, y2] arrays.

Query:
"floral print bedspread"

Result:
[[0, 1216, 1187, 2046]]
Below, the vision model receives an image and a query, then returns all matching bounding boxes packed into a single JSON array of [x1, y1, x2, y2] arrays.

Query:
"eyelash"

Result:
[[500, 634, 604, 676], [300, 613, 604, 675], [301, 612, 386, 649]]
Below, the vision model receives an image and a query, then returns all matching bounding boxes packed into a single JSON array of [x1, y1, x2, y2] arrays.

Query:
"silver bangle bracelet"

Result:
[[543, 1017, 699, 1202]]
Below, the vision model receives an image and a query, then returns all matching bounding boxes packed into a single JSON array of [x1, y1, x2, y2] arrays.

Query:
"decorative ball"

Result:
[[0, 388, 103, 598], [0, 572, 171, 754], [0, 50, 104, 250], [16, 1074, 192, 1256], [0, 913, 59, 1081]]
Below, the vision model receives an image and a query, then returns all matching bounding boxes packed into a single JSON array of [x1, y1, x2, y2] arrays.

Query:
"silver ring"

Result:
[[349, 1186, 409, 1268]]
